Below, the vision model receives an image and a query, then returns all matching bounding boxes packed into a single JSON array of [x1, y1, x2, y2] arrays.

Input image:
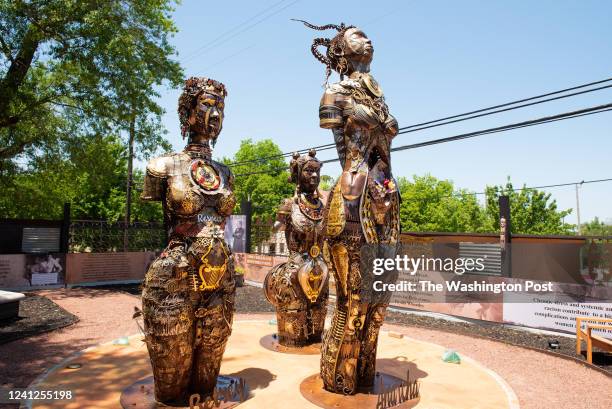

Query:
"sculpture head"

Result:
[[289, 149, 322, 195], [178, 77, 227, 145], [294, 20, 373, 80]]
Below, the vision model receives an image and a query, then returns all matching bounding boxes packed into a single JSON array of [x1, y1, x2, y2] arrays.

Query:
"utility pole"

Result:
[[124, 103, 136, 252], [575, 182, 582, 235], [499, 195, 512, 277]]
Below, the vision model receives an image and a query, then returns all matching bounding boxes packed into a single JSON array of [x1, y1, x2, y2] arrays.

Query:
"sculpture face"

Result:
[[189, 91, 225, 139], [343, 28, 373, 66], [299, 161, 321, 194]]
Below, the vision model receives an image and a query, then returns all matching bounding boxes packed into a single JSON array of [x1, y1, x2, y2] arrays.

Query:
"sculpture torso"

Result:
[[143, 151, 235, 239], [320, 73, 400, 244], [279, 195, 325, 255]]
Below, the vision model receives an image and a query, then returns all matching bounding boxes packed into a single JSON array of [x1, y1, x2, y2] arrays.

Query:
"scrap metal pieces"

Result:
[[141, 76, 236, 405], [264, 151, 329, 348], [306, 24, 400, 395]]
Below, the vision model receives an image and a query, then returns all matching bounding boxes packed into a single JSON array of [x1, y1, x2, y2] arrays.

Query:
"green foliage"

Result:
[[581, 217, 612, 236], [0, 0, 183, 169], [398, 175, 491, 233], [222, 139, 293, 220], [398, 175, 575, 235], [484, 179, 574, 235], [319, 174, 334, 191], [0, 134, 162, 221]]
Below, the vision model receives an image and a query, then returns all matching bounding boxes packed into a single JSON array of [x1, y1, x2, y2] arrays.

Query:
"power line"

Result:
[[398, 76, 612, 131], [184, 0, 300, 63], [441, 178, 612, 199], [233, 103, 612, 176], [396, 83, 612, 134], [226, 77, 612, 168], [392, 103, 612, 149]]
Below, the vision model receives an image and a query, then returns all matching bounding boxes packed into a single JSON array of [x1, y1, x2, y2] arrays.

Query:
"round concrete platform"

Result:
[[25, 319, 519, 409]]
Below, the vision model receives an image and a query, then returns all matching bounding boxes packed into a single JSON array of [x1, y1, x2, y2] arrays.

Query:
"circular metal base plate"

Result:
[[259, 334, 322, 355], [300, 373, 420, 409], [120, 375, 247, 408]]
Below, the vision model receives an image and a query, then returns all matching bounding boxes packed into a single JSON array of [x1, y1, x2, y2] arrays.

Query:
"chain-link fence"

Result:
[[69, 220, 166, 253]]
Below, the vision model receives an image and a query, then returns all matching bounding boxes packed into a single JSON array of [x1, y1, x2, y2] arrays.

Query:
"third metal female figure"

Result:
[[264, 150, 329, 347], [296, 20, 401, 394], [140, 77, 236, 404]]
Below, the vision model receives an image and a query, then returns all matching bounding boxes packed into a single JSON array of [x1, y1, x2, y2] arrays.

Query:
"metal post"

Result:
[[575, 183, 582, 235], [241, 198, 252, 253], [499, 195, 512, 277], [60, 202, 71, 254]]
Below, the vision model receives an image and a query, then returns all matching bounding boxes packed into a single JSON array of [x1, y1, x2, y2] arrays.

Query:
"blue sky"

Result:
[[151, 0, 612, 224]]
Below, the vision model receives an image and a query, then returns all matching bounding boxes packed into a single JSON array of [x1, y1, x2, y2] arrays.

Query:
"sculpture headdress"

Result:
[[292, 19, 356, 82], [289, 149, 322, 185], [178, 76, 228, 139]]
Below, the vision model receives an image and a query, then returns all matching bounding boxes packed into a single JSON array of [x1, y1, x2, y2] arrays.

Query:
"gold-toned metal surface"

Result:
[[297, 20, 401, 395], [263, 150, 329, 348], [300, 372, 420, 409], [120, 375, 247, 409], [140, 77, 236, 405]]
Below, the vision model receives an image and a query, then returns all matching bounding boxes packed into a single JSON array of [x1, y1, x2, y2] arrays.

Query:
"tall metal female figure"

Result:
[[140, 77, 236, 404], [296, 21, 400, 394]]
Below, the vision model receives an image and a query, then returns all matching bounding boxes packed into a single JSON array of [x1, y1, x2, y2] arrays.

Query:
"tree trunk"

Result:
[[0, 24, 41, 126], [123, 106, 136, 251]]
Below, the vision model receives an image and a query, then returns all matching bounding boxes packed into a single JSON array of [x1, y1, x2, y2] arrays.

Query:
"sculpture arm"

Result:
[[140, 156, 170, 201], [273, 198, 292, 232], [319, 86, 348, 168], [216, 164, 236, 217]]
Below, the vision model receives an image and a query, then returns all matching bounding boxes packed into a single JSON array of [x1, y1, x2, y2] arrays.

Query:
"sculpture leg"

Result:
[[190, 285, 235, 397], [308, 297, 327, 343], [142, 248, 195, 404], [357, 304, 386, 387], [321, 241, 364, 394], [143, 296, 194, 403], [277, 308, 309, 346]]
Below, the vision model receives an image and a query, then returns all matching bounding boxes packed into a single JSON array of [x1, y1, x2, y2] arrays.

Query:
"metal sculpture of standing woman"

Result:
[[296, 20, 401, 394], [140, 77, 236, 404], [264, 150, 329, 347]]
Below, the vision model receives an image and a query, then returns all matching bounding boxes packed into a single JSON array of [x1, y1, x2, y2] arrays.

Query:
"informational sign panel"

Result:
[[0, 254, 28, 288], [0, 253, 66, 289], [66, 251, 156, 284]]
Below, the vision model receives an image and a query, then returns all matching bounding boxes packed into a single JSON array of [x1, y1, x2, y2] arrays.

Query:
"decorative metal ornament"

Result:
[[299, 22, 401, 395], [191, 159, 221, 191], [360, 73, 383, 97], [263, 150, 329, 347], [140, 77, 236, 405]]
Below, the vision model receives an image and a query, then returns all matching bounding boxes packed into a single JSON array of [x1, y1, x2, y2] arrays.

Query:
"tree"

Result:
[[398, 174, 491, 233], [319, 174, 334, 191], [0, 133, 162, 221], [0, 0, 182, 172], [581, 217, 612, 237], [222, 139, 293, 220], [483, 179, 574, 235]]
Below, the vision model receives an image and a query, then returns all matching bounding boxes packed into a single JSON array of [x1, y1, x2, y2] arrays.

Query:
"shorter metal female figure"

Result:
[[264, 150, 329, 347]]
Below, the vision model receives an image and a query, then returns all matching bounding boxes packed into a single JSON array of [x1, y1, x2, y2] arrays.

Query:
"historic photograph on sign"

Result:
[[225, 215, 246, 253], [25, 253, 66, 286]]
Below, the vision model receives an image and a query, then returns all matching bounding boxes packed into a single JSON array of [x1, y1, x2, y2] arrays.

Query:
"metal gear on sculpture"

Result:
[[140, 77, 237, 404]]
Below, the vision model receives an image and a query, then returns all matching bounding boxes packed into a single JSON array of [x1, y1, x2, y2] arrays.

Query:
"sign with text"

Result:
[[66, 251, 156, 284]]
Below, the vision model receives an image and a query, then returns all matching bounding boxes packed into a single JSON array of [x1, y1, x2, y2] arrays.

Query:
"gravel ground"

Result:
[[385, 310, 612, 371], [0, 285, 610, 409], [0, 295, 78, 345]]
